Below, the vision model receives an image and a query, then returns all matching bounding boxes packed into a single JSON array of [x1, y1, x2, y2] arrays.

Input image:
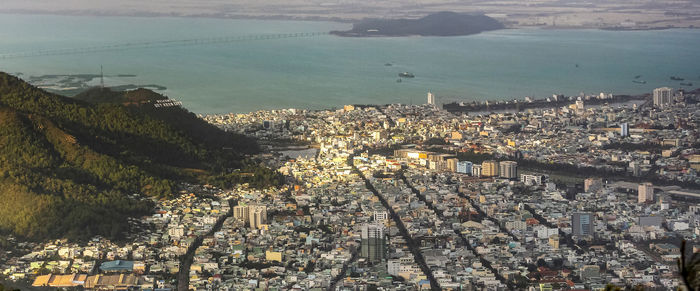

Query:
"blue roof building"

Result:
[[99, 260, 134, 272]]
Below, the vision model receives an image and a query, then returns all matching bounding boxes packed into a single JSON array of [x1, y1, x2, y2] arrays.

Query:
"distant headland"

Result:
[[330, 12, 505, 37]]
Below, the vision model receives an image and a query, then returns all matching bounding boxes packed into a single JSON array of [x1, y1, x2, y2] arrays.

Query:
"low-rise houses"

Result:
[[2, 91, 699, 290]]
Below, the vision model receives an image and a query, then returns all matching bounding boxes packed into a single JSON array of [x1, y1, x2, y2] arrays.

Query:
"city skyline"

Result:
[[0, 2, 699, 290]]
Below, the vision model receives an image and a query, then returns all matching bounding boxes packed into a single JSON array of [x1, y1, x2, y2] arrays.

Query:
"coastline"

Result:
[[0, 10, 356, 24], [2, 14, 698, 115], [1, 10, 698, 31]]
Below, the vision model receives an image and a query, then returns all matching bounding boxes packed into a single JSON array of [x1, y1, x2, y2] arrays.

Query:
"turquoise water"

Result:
[[1, 13, 699, 114]]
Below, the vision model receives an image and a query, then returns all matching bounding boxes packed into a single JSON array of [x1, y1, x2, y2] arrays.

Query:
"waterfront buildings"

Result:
[[653, 87, 674, 108]]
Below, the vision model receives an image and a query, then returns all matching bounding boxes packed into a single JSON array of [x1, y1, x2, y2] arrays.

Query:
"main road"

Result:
[[177, 199, 236, 291], [348, 153, 442, 291]]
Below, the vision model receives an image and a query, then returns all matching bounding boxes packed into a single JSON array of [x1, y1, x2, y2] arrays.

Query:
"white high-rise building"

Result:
[[472, 164, 483, 177], [361, 223, 386, 263], [249, 205, 268, 229], [233, 205, 250, 224], [427, 91, 436, 106], [620, 123, 629, 137], [653, 87, 673, 108], [457, 161, 473, 174]]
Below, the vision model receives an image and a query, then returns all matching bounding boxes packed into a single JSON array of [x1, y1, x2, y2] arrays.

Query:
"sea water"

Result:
[[0, 13, 699, 114]]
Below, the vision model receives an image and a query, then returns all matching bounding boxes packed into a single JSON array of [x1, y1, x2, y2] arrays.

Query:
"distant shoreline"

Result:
[[0, 10, 356, 24], [1, 10, 698, 31]]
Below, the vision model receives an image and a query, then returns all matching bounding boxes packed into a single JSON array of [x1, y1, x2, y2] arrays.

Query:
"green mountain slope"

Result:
[[0, 72, 267, 240]]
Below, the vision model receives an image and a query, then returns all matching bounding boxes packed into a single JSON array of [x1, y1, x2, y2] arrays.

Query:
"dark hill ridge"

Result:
[[331, 11, 504, 37], [74, 87, 168, 105], [74, 87, 259, 156], [0, 72, 271, 241]]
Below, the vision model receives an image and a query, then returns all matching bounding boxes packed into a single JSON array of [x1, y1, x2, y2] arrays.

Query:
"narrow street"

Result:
[[177, 199, 236, 291], [399, 172, 514, 289]]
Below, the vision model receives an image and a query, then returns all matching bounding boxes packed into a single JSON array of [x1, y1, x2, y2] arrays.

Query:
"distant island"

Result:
[[330, 12, 504, 37]]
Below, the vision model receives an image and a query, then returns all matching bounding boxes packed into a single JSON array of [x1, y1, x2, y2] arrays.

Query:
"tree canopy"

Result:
[[0, 72, 277, 241]]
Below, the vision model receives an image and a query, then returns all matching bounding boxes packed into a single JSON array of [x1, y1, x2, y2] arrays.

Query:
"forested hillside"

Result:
[[0, 72, 277, 241]]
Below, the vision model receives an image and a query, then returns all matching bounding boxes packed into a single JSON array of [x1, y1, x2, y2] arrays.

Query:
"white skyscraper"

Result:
[[427, 91, 436, 106], [653, 87, 673, 108], [361, 223, 386, 263], [472, 164, 483, 177], [457, 161, 473, 174], [233, 205, 250, 224], [249, 205, 268, 229], [620, 123, 629, 137]]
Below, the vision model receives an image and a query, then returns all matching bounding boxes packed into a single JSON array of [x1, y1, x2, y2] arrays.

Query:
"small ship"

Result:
[[680, 82, 693, 86], [633, 80, 646, 84], [399, 72, 415, 78], [670, 76, 684, 81]]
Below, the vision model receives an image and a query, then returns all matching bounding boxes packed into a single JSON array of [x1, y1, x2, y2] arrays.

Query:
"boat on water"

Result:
[[385, 63, 393, 66], [670, 76, 684, 81], [633, 80, 646, 84], [399, 72, 415, 78], [680, 82, 693, 86], [634, 75, 641, 79]]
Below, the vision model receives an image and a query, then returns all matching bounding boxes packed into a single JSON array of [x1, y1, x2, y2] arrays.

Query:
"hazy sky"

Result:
[[2, 0, 699, 24]]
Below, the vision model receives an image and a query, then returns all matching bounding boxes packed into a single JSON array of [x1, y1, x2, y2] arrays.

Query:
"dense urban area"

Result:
[[2, 86, 700, 290]]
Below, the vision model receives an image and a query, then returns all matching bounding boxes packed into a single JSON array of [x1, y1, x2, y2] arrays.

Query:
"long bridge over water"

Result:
[[0, 32, 328, 60]]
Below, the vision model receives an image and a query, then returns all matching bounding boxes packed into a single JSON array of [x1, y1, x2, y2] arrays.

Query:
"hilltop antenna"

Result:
[[100, 65, 104, 89]]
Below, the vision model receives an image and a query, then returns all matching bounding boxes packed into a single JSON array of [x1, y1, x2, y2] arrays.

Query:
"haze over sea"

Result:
[[1, 14, 699, 114]]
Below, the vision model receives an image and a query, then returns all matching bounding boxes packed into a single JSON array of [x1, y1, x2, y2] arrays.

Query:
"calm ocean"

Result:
[[1, 13, 699, 114]]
